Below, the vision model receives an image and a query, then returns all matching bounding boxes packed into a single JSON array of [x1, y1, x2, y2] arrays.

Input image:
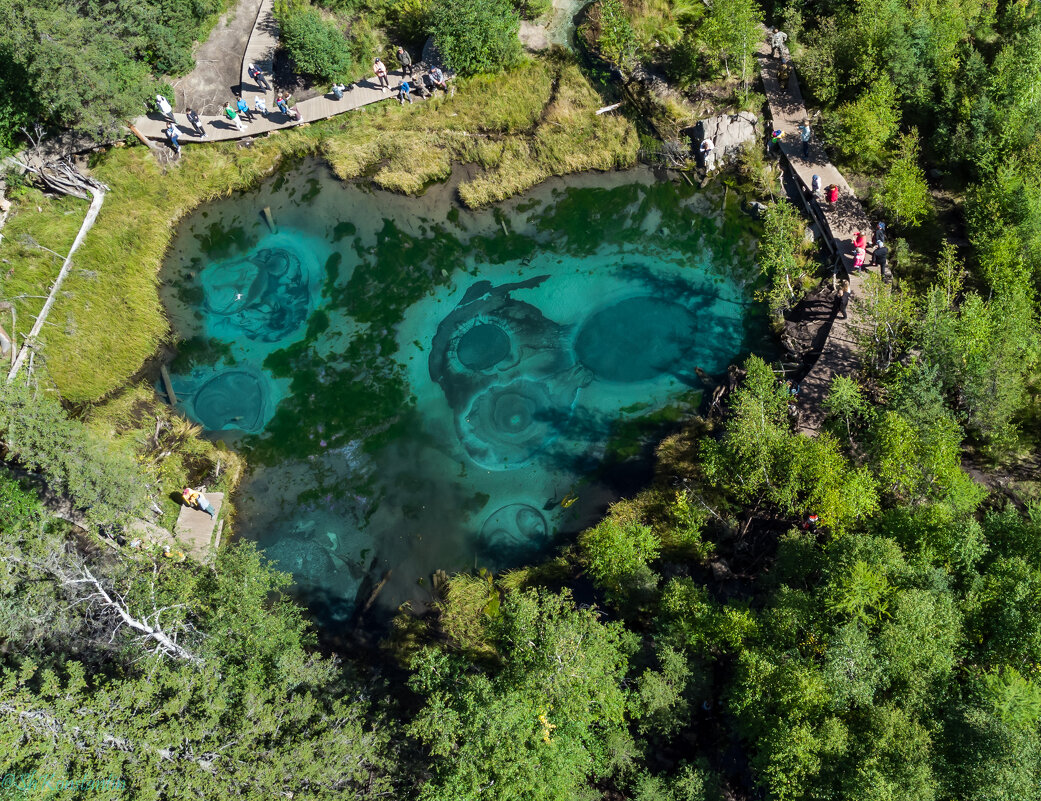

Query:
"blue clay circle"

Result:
[[456, 323, 511, 371], [575, 297, 697, 382]]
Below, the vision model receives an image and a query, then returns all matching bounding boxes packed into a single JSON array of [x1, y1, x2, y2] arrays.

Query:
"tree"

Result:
[[277, 6, 352, 82], [579, 511, 661, 599], [756, 200, 811, 323], [825, 74, 901, 168], [0, 382, 150, 531], [408, 589, 637, 801], [430, 0, 521, 76], [853, 275, 916, 373], [696, 0, 763, 84], [875, 129, 931, 227]]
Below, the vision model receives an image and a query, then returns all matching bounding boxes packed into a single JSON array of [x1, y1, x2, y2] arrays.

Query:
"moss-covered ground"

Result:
[[0, 52, 637, 402]]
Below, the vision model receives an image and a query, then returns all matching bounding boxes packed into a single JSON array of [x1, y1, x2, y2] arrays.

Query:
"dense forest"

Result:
[[1, 0, 1040, 798]]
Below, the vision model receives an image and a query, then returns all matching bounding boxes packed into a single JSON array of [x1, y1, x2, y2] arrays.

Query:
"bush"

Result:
[[592, 0, 638, 70], [279, 7, 352, 82], [824, 74, 901, 169], [516, 0, 551, 20], [430, 0, 521, 76]]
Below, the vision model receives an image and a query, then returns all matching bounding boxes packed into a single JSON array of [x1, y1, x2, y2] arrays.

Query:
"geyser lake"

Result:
[[160, 162, 771, 624]]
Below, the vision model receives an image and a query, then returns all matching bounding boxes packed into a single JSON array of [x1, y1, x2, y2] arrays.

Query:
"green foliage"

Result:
[[0, 0, 230, 141], [853, 275, 917, 373], [0, 540, 397, 798], [695, 0, 763, 81], [824, 74, 901, 168], [756, 200, 812, 322], [592, 0, 638, 69], [630, 646, 691, 736], [408, 588, 638, 801], [277, 6, 353, 82], [430, 0, 522, 76], [875, 129, 931, 228], [579, 511, 661, 597], [916, 264, 1039, 454], [0, 382, 149, 530], [825, 560, 892, 624], [0, 469, 43, 534], [981, 668, 1041, 729], [631, 761, 717, 801], [515, 0, 551, 20], [658, 578, 757, 656], [823, 375, 870, 442], [702, 356, 878, 533]]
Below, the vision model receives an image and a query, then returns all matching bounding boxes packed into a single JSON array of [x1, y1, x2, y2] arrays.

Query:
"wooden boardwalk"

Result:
[[174, 492, 225, 562], [133, 0, 424, 145], [756, 40, 875, 434]]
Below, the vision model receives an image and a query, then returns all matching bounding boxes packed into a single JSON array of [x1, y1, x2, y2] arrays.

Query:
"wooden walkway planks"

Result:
[[756, 40, 875, 434], [174, 493, 225, 561], [132, 0, 423, 145]]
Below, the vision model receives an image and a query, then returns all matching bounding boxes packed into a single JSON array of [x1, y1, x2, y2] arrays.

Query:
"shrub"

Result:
[[430, 0, 521, 76], [279, 7, 352, 82], [824, 74, 901, 169], [592, 0, 638, 70], [516, 0, 551, 20]]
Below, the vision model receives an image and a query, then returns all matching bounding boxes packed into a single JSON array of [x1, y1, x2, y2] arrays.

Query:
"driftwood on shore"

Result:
[[6, 131, 109, 383]]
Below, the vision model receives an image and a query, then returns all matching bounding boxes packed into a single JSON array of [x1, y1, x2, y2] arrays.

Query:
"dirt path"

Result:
[[171, 0, 264, 115]]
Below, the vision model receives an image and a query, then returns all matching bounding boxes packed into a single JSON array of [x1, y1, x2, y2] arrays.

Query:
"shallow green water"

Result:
[[160, 162, 770, 624]]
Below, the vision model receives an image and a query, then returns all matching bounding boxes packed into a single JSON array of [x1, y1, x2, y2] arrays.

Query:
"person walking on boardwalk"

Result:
[[254, 95, 268, 117], [275, 92, 288, 116], [853, 245, 867, 271], [397, 46, 414, 77], [770, 28, 788, 58], [837, 280, 851, 319], [798, 119, 812, 159], [374, 58, 390, 91], [186, 108, 206, 138], [156, 94, 175, 122], [873, 243, 889, 278], [812, 174, 822, 199], [165, 123, 181, 155], [872, 220, 886, 248], [223, 102, 246, 131], [399, 79, 413, 105], [248, 63, 272, 91], [236, 96, 255, 122]]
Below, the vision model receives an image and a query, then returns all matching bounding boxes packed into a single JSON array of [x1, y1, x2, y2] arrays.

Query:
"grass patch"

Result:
[[0, 52, 636, 403], [86, 383, 245, 531]]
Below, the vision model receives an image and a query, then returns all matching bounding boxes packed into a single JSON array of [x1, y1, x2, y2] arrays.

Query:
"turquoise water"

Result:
[[160, 162, 770, 623]]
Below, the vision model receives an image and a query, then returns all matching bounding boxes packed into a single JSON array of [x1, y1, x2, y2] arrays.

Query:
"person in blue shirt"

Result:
[[236, 96, 255, 122], [399, 79, 412, 105]]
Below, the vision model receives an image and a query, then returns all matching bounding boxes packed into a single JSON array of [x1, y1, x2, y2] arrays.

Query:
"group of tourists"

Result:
[[373, 47, 449, 105], [157, 48, 451, 154], [156, 62, 303, 154]]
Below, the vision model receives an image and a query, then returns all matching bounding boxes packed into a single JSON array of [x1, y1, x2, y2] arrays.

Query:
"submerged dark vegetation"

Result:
[[1, 0, 1041, 798]]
